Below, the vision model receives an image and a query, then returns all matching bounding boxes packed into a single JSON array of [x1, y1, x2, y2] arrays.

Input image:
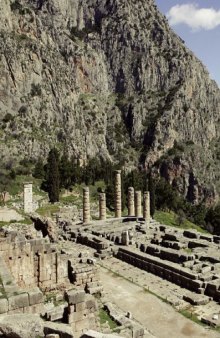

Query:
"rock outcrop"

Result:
[[31, 213, 58, 242], [0, 0, 220, 204]]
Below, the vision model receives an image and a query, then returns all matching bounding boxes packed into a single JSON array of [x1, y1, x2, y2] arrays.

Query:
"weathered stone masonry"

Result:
[[114, 170, 122, 218], [135, 191, 142, 218], [143, 191, 150, 224], [83, 187, 91, 224], [128, 187, 135, 217], [99, 192, 106, 221], [24, 183, 33, 213]]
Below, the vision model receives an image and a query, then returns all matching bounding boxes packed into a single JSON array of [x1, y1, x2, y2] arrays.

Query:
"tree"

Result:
[[205, 205, 220, 234], [0, 172, 10, 205], [148, 173, 155, 217], [46, 148, 60, 203], [155, 178, 179, 211], [33, 158, 45, 179], [106, 184, 114, 211], [175, 209, 186, 227], [59, 152, 72, 189]]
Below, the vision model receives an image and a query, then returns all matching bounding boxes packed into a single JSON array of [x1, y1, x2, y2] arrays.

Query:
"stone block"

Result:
[[183, 293, 210, 305], [75, 318, 90, 332], [68, 304, 75, 314], [46, 305, 66, 322], [86, 296, 97, 311], [68, 310, 86, 323], [28, 288, 43, 305], [183, 230, 198, 239], [44, 322, 74, 338], [8, 293, 29, 311], [201, 266, 211, 274], [23, 303, 44, 314], [75, 302, 86, 312], [8, 308, 24, 314], [81, 330, 121, 338], [132, 325, 144, 338], [65, 289, 85, 305], [87, 286, 103, 295], [0, 298, 8, 314]]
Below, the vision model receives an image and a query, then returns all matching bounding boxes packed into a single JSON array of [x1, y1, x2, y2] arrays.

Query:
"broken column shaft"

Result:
[[99, 192, 106, 221], [135, 191, 142, 218], [83, 187, 90, 223], [143, 191, 150, 224], [24, 183, 33, 213], [115, 170, 122, 218], [128, 187, 135, 217]]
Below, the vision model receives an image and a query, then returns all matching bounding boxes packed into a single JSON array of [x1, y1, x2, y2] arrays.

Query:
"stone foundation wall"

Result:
[[0, 237, 69, 291], [65, 290, 99, 338], [116, 248, 203, 293]]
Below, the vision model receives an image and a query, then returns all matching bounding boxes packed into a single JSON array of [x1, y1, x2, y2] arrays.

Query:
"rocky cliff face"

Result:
[[0, 0, 220, 204]]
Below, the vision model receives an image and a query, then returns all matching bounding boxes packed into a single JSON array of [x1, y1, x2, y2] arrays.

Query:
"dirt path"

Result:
[[100, 267, 219, 338]]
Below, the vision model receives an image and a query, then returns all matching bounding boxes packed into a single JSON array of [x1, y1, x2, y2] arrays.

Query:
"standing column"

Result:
[[99, 192, 106, 221], [143, 191, 150, 224], [135, 191, 142, 218], [114, 170, 122, 218], [24, 183, 33, 213], [83, 187, 90, 223], [128, 187, 135, 217]]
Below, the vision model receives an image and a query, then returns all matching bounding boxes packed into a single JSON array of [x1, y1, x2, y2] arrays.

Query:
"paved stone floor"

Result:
[[99, 263, 220, 338], [0, 207, 23, 222]]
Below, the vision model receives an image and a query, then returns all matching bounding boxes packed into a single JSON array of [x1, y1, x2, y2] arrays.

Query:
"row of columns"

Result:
[[83, 170, 151, 224]]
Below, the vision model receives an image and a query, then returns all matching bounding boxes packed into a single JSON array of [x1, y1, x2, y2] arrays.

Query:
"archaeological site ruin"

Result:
[[1, 171, 220, 338]]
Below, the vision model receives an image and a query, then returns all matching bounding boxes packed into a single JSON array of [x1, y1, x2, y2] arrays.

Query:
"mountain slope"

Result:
[[0, 0, 220, 204]]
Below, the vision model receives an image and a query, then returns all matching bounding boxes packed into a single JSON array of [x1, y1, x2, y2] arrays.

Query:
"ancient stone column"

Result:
[[143, 191, 150, 224], [83, 187, 90, 224], [114, 170, 122, 218], [99, 192, 106, 221], [128, 187, 135, 217], [135, 191, 142, 218], [24, 183, 33, 213]]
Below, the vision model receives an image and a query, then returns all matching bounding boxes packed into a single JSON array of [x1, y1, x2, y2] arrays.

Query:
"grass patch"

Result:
[[179, 309, 205, 327], [59, 181, 106, 207], [0, 217, 32, 228], [44, 292, 56, 303], [2, 175, 45, 198], [184, 247, 193, 254], [0, 221, 8, 228], [154, 210, 207, 233], [99, 308, 118, 330], [36, 204, 60, 217], [60, 195, 78, 204], [6, 175, 32, 196]]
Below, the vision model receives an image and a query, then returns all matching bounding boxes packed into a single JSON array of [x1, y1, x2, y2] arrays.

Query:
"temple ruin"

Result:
[[1, 170, 220, 337]]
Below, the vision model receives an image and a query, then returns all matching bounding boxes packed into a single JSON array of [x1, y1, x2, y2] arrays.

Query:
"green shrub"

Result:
[[30, 83, 42, 97], [2, 113, 14, 123], [10, 0, 22, 12]]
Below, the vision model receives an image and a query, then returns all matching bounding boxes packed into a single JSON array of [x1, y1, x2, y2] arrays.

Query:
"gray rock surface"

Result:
[[30, 213, 58, 242], [0, 314, 44, 338], [0, 0, 220, 203]]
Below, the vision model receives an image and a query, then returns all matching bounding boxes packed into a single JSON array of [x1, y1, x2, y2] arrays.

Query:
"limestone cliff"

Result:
[[0, 0, 220, 204]]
